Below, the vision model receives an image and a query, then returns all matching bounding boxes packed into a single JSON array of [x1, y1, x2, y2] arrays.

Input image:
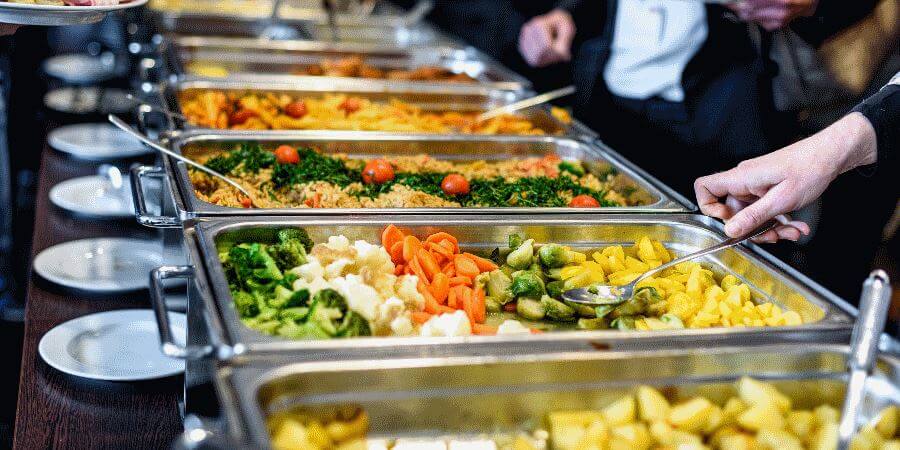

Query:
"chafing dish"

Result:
[[147, 215, 855, 362], [162, 37, 530, 93], [129, 131, 693, 226], [212, 344, 900, 448]]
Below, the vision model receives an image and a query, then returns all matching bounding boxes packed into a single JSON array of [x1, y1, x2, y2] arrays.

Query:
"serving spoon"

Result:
[[107, 114, 259, 208], [561, 215, 789, 306], [476, 85, 575, 122]]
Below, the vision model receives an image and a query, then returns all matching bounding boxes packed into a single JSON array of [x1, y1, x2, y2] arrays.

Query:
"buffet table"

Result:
[[13, 141, 181, 450]]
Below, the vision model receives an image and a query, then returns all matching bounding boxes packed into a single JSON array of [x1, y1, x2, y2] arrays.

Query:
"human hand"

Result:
[[729, 0, 817, 31], [518, 9, 575, 68], [694, 112, 877, 243]]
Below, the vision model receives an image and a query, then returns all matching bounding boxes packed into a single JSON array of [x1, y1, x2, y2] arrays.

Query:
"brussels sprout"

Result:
[[660, 314, 685, 329], [506, 239, 535, 270], [541, 295, 577, 321], [611, 316, 636, 330], [595, 305, 615, 318], [500, 264, 516, 278], [508, 233, 523, 249], [546, 280, 565, 299], [485, 297, 503, 313], [577, 317, 609, 330], [510, 271, 545, 298], [545, 268, 563, 281], [614, 286, 662, 317], [486, 270, 514, 304], [538, 244, 575, 268], [516, 298, 546, 321], [566, 301, 597, 318]]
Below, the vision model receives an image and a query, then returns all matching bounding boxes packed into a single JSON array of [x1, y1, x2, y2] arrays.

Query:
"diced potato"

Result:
[[786, 410, 816, 440], [306, 420, 333, 448], [702, 405, 724, 435], [849, 427, 885, 450], [882, 440, 900, 450], [573, 420, 609, 450], [512, 436, 539, 450], [756, 429, 803, 450], [271, 419, 312, 450], [669, 397, 714, 433], [550, 424, 586, 450], [736, 401, 783, 432], [649, 420, 702, 446], [608, 423, 652, 450], [814, 405, 840, 427], [636, 386, 671, 422], [603, 396, 637, 427], [336, 439, 368, 450], [870, 405, 899, 439], [737, 377, 791, 412], [326, 412, 369, 442], [808, 422, 838, 450]]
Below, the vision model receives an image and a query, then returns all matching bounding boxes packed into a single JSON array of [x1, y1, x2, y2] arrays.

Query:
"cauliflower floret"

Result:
[[396, 275, 425, 310], [390, 315, 414, 336], [290, 255, 324, 282], [375, 297, 407, 333], [292, 276, 331, 296], [420, 310, 472, 337], [325, 258, 353, 279], [497, 320, 530, 335], [326, 235, 351, 251], [353, 240, 394, 273], [330, 274, 380, 321]]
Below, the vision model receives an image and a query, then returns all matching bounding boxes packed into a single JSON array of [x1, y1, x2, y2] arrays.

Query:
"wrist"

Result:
[[821, 112, 878, 176]]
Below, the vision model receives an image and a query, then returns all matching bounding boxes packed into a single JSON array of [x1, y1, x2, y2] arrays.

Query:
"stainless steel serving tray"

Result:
[[130, 131, 692, 225], [153, 76, 584, 136], [215, 344, 900, 448], [163, 36, 530, 93], [148, 215, 855, 362]]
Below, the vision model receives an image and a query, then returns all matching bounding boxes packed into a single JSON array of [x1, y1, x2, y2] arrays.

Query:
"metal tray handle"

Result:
[[130, 165, 181, 228], [150, 265, 215, 359]]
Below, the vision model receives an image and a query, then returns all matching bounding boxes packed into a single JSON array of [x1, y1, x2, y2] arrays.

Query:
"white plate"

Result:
[[43, 53, 117, 84], [0, 0, 148, 26], [32, 238, 163, 293], [39, 309, 185, 381], [47, 123, 151, 161], [49, 175, 137, 219]]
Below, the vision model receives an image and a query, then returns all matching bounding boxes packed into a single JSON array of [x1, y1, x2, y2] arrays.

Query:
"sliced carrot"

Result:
[[461, 287, 475, 323], [408, 257, 429, 284], [428, 241, 455, 260], [530, 328, 544, 334], [420, 283, 440, 314], [473, 285, 486, 323], [462, 252, 499, 272], [402, 235, 422, 263], [439, 239, 456, 254], [447, 288, 459, 309], [441, 262, 456, 278], [472, 323, 497, 335], [416, 249, 441, 280], [425, 232, 458, 253], [436, 305, 456, 314], [411, 311, 433, 324], [454, 254, 480, 279], [449, 276, 473, 287], [381, 225, 405, 252], [430, 272, 450, 304], [503, 302, 517, 312], [389, 241, 404, 265], [394, 264, 405, 276]]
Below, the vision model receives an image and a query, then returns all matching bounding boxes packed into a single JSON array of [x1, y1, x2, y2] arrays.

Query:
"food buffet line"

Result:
[[12, 1, 900, 449]]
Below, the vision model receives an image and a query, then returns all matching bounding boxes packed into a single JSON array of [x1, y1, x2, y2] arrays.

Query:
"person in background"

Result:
[[517, 0, 878, 195], [694, 72, 897, 252]]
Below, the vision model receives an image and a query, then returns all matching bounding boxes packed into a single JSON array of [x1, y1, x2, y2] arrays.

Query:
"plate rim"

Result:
[[32, 237, 163, 293], [47, 123, 151, 161], [38, 308, 186, 382], [48, 175, 135, 219], [0, 0, 147, 12]]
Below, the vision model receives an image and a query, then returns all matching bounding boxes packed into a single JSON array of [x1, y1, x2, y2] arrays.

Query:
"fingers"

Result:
[[750, 222, 810, 244], [723, 182, 793, 238], [517, 11, 574, 67], [551, 16, 575, 61], [694, 171, 753, 219]]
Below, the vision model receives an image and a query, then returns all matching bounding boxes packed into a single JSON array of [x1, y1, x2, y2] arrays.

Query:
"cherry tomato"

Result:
[[338, 98, 362, 114], [284, 100, 308, 119], [362, 159, 395, 184], [568, 194, 600, 208], [229, 109, 257, 126], [240, 197, 252, 208], [274, 145, 300, 164], [440, 173, 470, 196]]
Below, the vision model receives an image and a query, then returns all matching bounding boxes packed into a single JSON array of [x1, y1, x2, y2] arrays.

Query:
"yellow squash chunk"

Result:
[[756, 428, 803, 450], [669, 397, 714, 433]]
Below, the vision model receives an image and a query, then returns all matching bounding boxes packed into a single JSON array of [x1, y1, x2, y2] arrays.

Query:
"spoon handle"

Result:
[[633, 215, 786, 285], [477, 86, 576, 122]]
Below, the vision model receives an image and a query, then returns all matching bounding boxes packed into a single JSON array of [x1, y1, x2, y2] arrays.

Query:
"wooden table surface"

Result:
[[13, 143, 182, 449]]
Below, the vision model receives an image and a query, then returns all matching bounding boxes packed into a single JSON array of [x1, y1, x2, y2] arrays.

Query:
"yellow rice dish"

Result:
[[180, 90, 554, 134]]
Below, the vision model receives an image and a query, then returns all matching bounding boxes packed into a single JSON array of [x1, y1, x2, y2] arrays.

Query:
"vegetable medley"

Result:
[[268, 377, 900, 450], [181, 91, 551, 134], [191, 143, 640, 209], [221, 226, 804, 340]]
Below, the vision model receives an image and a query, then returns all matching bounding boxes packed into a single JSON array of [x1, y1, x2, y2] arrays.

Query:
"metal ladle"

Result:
[[107, 115, 258, 208], [837, 270, 892, 449], [125, 94, 191, 123], [562, 215, 789, 306]]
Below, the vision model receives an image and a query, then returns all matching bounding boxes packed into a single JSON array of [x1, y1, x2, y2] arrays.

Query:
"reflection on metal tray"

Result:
[[168, 215, 854, 360], [130, 131, 692, 225], [154, 77, 586, 137], [164, 37, 530, 92], [218, 345, 900, 448]]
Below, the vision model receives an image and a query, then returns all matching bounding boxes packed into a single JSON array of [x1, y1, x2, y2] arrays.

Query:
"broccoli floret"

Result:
[[269, 229, 311, 271], [229, 243, 283, 293], [277, 321, 332, 339], [280, 307, 311, 322], [277, 228, 314, 252], [510, 271, 545, 298], [338, 312, 371, 337], [233, 290, 260, 318]]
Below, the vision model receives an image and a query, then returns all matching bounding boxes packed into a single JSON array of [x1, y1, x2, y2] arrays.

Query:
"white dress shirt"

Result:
[[603, 0, 708, 102]]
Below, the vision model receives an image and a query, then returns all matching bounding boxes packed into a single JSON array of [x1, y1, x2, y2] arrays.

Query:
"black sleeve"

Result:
[[852, 81, 900, 174]]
